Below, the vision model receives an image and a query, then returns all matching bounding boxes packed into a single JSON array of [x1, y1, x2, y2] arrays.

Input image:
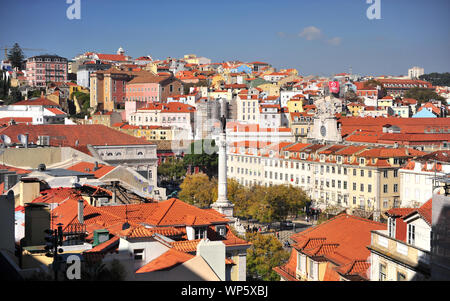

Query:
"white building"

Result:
[[129, 102, 196, 139], [400, 151, 450, 207], [0, 97, 68, 125], [408, 67, 425, 79]]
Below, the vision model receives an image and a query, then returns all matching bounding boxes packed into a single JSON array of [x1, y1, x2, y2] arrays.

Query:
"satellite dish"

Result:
[[0, 134, 12, 146], [18, 134, 28, 145]]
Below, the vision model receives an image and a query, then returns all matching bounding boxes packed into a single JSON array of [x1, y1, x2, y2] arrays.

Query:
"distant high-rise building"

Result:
[[408, 66, 425, 79]]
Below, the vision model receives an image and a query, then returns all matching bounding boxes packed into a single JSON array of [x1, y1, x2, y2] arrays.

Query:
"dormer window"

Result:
[[195, 227, 207, 240], [360, 158, 365, 164], [215, 225, 227, 237]]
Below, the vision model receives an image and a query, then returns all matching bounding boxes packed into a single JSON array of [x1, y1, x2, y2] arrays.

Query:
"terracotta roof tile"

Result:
[[135, 249, 194, 273]]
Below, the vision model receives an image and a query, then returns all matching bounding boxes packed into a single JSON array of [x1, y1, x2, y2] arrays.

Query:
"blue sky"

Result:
[[1, 0, 449, 76]]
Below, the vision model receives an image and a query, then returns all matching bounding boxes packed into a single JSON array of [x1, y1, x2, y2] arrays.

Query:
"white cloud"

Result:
[[327, 37, 342, 46], [277, 31, 287, 38], [299, 26, 322, 40]]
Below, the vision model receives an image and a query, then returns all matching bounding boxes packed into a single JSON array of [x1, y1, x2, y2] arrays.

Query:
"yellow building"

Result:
[[347, 102, 365, 116], [257, 83, 280, 96], [211, 74, 225, 89], [287, 99, 304, 113]]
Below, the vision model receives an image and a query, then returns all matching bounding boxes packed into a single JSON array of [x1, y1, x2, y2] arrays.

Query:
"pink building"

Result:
[[124, 78, 161, 121], [26, 55, 68, 87]]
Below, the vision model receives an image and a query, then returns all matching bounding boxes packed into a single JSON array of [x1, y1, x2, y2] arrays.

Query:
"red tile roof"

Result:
[[10, 97, 60, 107], [403, 198, 432, 226], [0, 124, 153, 153], [96, 54, 128, 61], [67, 162, 116, 178], [135, 248, 194, 273], [138, 102, 196, 113], [45, 108, 67, 115], [290, 214, 385, 279]]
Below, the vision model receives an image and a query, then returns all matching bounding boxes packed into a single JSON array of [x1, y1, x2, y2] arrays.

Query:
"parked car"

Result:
[[281, 220, 294, 230]]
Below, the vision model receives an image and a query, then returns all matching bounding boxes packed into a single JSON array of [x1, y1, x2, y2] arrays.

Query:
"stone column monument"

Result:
[[211, 115, 235, 219]]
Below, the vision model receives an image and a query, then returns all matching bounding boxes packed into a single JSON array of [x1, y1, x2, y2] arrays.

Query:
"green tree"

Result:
[[364, 79, 386, 98], [246, 232, 290, 281], [183, 139, 218, 178], [178, 173, 216, 208], [419, 73, 450, 87], [5, 86, 22, 104], [72, 91, 91, 116], [404, 87, 445, 105], [157, 157, 186, 182], [7, 43, 25, 69]]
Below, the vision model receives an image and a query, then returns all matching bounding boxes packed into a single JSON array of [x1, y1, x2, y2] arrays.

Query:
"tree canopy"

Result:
[[178, 173, 217, 208], [178, 176, 311, 222], [404, 87, 445, 104], [245, 232, 290, 281], [7, 43, 25, 69], [419, 73, 450, 87], [157, 157, 186, 182], [183, 139, 218, 178]]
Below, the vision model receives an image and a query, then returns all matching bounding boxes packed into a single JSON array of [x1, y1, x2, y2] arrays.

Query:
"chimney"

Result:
[[93, 161, 99, 171], [78, 199, 84, 224], [196, 239, 226, 281], [23, 203, 51, 247], [0, 191, 15, 253], [19, 178, 41, 207]]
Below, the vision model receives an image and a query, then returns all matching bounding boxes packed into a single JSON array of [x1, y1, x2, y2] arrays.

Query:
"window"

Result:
[[393, 184, 398, 193], [195, 227, 207, 240], [353, 169, 357, 176], [134, 249, 144, 260], [383, 184, 388, 193], [360, 170, 364, 177], [383, 170, 388, 178], [368, 184, 372, 193], [360, 184, 364, 192], [394, 170, 398, 177], [388, 218, 396, 238], [353, 183, 357, 191], [397, 272, 406, 281], [408, 224, 415, 245]]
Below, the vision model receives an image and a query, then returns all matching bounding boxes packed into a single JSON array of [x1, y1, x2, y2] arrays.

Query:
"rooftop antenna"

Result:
[[122, 204, 130, 230]]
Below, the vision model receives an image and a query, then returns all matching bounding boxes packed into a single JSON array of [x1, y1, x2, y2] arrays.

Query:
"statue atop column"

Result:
[[220, 115, 227, 133]]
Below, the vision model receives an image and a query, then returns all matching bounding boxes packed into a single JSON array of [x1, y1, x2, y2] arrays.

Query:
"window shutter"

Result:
[[314, 262, 319, 280]]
